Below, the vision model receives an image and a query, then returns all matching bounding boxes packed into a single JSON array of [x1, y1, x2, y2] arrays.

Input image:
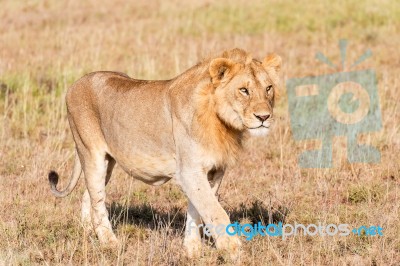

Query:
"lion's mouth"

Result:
[[245, 124, 270, 130], [257, 125, 269, 129], [247, 125, 270, 136]]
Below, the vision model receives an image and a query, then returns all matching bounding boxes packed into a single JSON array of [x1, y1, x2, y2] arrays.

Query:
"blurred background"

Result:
[[0, 0, 399, 265]]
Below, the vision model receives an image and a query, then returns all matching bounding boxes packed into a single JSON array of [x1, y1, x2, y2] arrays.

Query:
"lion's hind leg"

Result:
[[81, 155, 116, 234], [79, 150, 118, 247]]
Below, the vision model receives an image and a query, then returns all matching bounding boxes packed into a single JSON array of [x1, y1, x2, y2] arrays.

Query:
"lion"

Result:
[[48, 48, 282, 259]]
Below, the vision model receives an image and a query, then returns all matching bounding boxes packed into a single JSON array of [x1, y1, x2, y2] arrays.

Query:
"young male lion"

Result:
[[48, 48, 281, 258]]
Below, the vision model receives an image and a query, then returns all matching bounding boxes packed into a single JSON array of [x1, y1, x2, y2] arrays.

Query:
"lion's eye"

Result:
[[266, 85, 273, 94], [239, 87, 249, 95]]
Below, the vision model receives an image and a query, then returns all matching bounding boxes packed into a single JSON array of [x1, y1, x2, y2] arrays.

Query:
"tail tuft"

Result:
[[48, 152, 82, 198], [48, 171, 59, 189]]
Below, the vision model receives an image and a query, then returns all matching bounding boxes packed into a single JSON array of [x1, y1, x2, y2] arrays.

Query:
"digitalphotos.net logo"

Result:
[[186, 220, 383, 241], [286, 40, 382, 168]]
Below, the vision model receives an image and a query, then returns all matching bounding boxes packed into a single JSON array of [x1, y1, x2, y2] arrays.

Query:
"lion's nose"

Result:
[[254, 113, 270, 122]]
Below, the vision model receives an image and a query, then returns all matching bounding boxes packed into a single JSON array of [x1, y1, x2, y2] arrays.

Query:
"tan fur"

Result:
[[48, 48, 282, 259]]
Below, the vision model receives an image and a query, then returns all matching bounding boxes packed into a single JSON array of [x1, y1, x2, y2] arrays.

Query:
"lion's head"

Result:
[[208, 48, 282, 136]]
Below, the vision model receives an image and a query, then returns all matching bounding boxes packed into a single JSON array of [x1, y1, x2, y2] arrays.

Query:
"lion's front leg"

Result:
[[178, 166, 241, 260], [183, 169, 227, 257], [184, 201, 202, 258]]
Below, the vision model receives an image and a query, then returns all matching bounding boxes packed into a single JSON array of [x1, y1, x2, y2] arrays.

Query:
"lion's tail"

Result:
[[48, 151, 82, 198]]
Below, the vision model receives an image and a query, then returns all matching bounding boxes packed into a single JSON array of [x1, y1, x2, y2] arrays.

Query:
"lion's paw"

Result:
[[98, 230, 120, 249], [215, 235, 241, 260], [183, 238, 202, 258]]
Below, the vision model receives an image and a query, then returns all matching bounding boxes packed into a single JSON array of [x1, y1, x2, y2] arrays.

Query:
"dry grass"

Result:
[[0, 0, 399, 265]]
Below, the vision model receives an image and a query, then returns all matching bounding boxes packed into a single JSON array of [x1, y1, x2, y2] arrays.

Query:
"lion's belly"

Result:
[[113, 151, 176, 186]]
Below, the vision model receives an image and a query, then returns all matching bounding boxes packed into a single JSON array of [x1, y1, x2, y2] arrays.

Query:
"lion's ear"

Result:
[[262, 53, 282, 74], [262, 53, 282, 85], [209, 58, 238, 86]]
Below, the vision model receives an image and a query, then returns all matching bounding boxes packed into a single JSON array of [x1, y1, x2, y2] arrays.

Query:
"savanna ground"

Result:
[[0, 0, 399, 265]]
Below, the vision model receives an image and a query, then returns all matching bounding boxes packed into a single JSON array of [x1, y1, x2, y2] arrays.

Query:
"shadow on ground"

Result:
[[109, 200, 290, 232]]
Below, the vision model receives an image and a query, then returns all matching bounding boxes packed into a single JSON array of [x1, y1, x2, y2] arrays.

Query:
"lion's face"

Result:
[[210, 54, 281, 136]]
